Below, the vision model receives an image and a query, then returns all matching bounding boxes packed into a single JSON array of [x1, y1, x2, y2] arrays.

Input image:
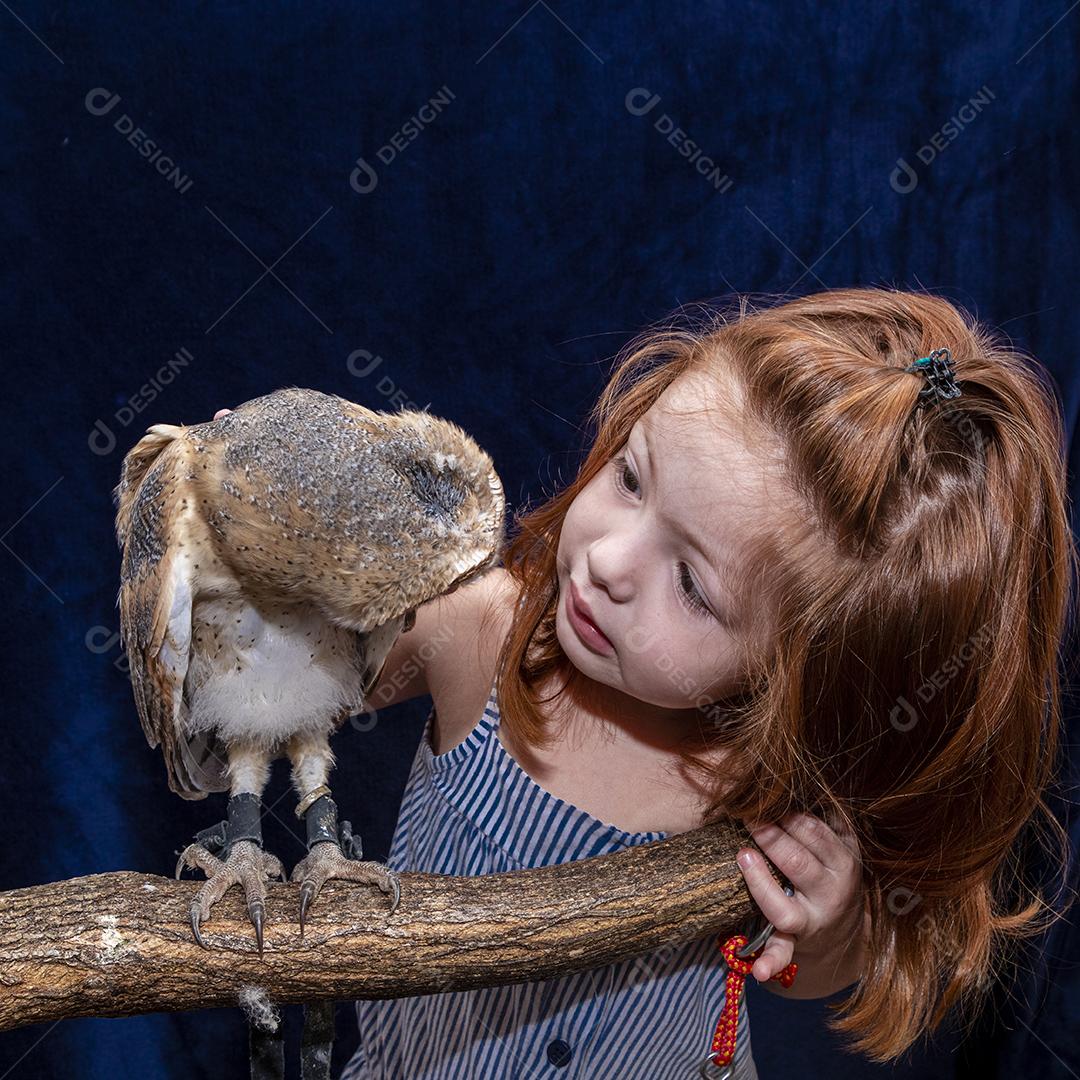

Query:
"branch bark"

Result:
[[0, 820, 780, 1032]]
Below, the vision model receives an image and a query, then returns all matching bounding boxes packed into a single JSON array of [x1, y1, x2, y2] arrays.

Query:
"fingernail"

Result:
[[737, 851, 754, 870]]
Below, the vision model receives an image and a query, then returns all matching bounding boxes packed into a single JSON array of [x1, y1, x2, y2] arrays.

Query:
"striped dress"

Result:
[[340, 676, 759, 1080]]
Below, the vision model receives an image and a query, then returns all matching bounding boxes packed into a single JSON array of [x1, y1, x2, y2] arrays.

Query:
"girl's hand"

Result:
[[736, 810, 864, 983], [214, 409, 232, 419]]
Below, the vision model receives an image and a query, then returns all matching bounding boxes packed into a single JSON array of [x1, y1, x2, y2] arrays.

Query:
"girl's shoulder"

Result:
[[424, 567, 518, 751], [367, 566, 517, 713], [436, 565, 519, 666]]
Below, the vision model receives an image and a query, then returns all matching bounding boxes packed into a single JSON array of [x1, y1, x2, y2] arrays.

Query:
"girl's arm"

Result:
[[366, 566, 508, 710]]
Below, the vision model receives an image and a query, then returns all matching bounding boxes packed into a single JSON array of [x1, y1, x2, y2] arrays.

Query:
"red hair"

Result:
[[492, 286, 1080, 1061]]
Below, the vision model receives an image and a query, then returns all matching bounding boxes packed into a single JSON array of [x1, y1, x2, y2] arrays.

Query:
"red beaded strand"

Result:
[[706, 934, 798, 1069]]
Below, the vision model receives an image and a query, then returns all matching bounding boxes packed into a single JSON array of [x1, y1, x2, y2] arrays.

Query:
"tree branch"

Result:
[[0, 820, 780, 1032]]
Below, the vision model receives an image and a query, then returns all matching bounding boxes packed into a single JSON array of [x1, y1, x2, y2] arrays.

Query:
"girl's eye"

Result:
[[610, 454, 714, 620], [611, 454, 640, 497], [677, 562, 712, 617]]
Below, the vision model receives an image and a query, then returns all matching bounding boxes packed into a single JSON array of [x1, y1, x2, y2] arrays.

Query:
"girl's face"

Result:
[[555, 370, 777, 714]]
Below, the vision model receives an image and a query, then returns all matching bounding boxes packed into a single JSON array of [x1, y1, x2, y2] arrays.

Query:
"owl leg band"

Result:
[[292, 790, 399, 938], [175, 792, 287, 957], [191, 791, 264, 861], [302, 792, 364, 860]]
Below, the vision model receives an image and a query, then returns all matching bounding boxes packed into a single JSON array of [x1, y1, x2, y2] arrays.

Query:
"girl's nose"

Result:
[[585, 537, 636, 604]]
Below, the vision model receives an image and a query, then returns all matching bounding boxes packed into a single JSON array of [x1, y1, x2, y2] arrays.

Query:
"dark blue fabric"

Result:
[[1, 3, 1077, 1078]]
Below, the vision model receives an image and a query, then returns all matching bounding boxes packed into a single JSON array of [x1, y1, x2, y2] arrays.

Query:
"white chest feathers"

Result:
[[181, 596, 370, 750]]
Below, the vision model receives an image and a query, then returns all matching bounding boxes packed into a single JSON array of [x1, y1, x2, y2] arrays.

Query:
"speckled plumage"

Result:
[[113, 387, 505, 802]]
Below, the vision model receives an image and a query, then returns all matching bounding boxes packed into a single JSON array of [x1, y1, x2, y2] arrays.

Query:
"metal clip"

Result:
[[696, 882, 796, 1078], [699, 1055, 736, 1079], [340, 818, 364, 861]]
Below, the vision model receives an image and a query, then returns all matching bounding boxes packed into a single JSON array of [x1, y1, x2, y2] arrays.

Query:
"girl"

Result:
[[226, 286, 1077, 1078]]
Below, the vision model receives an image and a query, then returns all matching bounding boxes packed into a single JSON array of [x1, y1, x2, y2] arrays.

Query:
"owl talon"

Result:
[[250, 900, 265, 957], [190, 903, 207, 950], [293, 793, 402, 936], [292, 840, 401, 937], [178, 835, 282, 954], [298, 881, 318, 940]]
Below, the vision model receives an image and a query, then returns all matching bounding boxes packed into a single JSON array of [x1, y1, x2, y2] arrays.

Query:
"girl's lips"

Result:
[[567, 580, 615, 655]]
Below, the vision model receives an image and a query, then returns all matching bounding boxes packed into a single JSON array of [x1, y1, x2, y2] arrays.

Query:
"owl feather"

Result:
[[113, 387, 505, 800]]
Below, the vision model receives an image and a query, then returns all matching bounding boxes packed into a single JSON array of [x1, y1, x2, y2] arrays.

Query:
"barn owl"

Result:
[[114, 387, 505, 952]]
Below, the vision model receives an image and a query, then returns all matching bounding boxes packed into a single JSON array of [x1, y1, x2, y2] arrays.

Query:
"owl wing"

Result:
[[113, 425, 227, 800]]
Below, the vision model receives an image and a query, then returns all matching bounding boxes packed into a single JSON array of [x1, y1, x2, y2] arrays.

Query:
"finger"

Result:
[[779, 811, 858, 874], [214, 408, 232, 420], [749, 931, 794, 982], [813, 805, 862, 856], [737, 847, 804, 934], [744, 821, 828, 895], [826, 810, 862, 860]]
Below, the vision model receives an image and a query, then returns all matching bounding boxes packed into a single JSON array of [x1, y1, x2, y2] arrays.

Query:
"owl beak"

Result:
[[362, 655, 389, 698]]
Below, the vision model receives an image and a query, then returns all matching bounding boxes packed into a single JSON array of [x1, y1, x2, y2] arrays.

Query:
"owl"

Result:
[[114, 387, 505, 952]]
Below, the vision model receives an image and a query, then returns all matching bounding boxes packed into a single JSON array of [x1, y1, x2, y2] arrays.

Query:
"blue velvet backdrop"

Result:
[[1, 2, 1077, 1078]]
